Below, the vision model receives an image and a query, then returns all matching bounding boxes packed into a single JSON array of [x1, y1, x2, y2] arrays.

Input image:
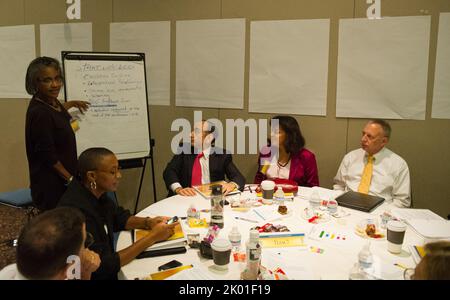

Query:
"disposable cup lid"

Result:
[[261, 180, 275, 189], [387, 220, 406, 231], [211, 238, 232, 251]]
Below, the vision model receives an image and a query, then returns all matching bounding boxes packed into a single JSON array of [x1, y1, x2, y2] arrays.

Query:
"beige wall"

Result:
[[0, 0, 449, 217]]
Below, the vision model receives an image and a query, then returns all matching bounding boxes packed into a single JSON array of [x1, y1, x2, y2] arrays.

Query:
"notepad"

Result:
[[193, 180, 240, 199], [392, 208, 450, 241], [409, 245, 426, 264], [135, 223, 187, 251]]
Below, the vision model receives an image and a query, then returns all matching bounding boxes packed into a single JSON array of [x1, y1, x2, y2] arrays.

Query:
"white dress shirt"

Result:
[[170, 148, 211, 193], [0, 264, 28, 280], [333, 147, 411, 208]]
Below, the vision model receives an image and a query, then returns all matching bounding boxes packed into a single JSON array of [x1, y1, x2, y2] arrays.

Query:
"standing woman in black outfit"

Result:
[[25, 57, 90, 211]]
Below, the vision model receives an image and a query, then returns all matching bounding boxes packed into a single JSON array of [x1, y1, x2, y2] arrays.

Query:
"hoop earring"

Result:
[[90, 181, 97, 190]]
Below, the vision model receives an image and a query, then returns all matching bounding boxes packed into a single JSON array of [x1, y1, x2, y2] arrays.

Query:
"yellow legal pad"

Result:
[[135, 223, 184, 242], [414, 245, 426, 258], [259, 233, 306, 248], [256, 192, 294, 198], [145, 265, 193, 280]]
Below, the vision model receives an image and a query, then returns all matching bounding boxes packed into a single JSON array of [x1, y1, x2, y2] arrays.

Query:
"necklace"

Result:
[[277, 156, 291, 168], [34, 97, 61, 112]]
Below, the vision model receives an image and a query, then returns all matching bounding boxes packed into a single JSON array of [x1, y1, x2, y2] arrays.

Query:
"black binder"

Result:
[[335, 191, 385, 212]]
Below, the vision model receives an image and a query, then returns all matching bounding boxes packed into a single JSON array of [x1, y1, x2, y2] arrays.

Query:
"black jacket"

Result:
[[163, 145, 245, 196], [58, 180, 131, 280]]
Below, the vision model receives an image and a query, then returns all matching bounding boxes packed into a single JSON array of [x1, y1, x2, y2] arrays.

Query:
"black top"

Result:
[[163, 145, 246, 196], [25, 97, 77, 211], [58, 180, 131, 280]]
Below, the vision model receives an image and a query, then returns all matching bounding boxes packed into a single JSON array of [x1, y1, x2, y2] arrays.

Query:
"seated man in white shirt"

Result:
[[0, 207, 100, 280], [333, 119, 411, 208]]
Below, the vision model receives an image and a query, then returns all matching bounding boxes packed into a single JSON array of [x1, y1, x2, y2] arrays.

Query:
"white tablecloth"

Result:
[[117, 186, 422, 280]]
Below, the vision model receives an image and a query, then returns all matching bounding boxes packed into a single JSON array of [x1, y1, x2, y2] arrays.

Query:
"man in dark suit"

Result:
[[163, 120, 245, 196]]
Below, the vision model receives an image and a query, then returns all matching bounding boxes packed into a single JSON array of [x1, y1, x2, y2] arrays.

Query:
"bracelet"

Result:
[[145, 217, 151, 230]]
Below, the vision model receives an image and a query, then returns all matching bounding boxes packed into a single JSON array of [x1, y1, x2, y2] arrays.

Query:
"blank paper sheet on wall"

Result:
[[336, 16, 430, 120], [432, 13, 450, 119], [40, 23, 92, 61], [176, 19, 245, 109], [40, 23, 92, 100], [110, 21, 171, 106], [0, 25, 35, 98], [249, 19, 330, 116]]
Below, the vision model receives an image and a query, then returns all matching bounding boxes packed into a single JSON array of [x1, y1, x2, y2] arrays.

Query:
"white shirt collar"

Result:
[[364, 146, 387, 161], [202, 147, 211, 159]]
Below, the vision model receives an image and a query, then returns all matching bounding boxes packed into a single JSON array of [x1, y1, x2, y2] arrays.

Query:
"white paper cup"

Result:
[[261, 180, 275, 200], [211, 238, 232, 269], [387, 220, 407, 254]]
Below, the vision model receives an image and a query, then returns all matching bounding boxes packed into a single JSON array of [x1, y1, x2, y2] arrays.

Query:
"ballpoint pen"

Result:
[[394, 263, 408, 269], [247, 185, 253, 193], [235, 216, 258, 223]]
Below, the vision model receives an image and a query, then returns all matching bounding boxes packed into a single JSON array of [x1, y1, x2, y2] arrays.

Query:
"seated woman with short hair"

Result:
[[59, 147, 177, 280], [254, 115, 319, 187]]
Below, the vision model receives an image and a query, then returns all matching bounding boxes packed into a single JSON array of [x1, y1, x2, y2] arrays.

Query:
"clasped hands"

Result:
[[175, 182, 237, 197]]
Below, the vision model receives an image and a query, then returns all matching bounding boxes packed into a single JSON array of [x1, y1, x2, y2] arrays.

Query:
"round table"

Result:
[[117, 186, 421, 280]]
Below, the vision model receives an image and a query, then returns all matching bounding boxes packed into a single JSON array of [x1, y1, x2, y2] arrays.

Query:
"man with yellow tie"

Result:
[[333, 119, 411, 208]]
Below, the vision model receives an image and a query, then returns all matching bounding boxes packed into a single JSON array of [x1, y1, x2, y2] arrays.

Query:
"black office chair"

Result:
[[0, 188, 37, 221]]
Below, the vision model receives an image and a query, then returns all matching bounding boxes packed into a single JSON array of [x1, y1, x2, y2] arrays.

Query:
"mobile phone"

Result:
[[158, 259, 182, 271], [166, 216, 179, 224]]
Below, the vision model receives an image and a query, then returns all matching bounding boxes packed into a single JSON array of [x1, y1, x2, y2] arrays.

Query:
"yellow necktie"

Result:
[[358, 155, 374, 194]]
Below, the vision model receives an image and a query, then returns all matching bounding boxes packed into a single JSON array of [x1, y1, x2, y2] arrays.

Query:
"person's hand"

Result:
[[175, 187, 197, 196], [147, 216, 169, 229], [222, 182, 237, 196], [151, 222, 178, 242], [80, 248, 101, 280], [67, 100, 90, 113]]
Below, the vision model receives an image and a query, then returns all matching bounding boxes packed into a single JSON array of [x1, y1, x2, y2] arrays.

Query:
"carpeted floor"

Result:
[[0, 204, 28, 270]]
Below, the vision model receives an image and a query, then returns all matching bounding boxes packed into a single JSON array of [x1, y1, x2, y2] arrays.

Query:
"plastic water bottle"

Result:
[[274, 186, 285, 201], [210, 184, 224, 229], [228, 226, 242, 251], [309, 188, 321, 211], [241, 229, 261, 280], [349, 242, 376, 280]]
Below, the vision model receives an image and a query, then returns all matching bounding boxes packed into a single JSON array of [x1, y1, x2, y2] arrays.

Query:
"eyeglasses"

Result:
[[38, 76, 63, 85], [403, 268, 415, 280], [84, 232, 94, 249]]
